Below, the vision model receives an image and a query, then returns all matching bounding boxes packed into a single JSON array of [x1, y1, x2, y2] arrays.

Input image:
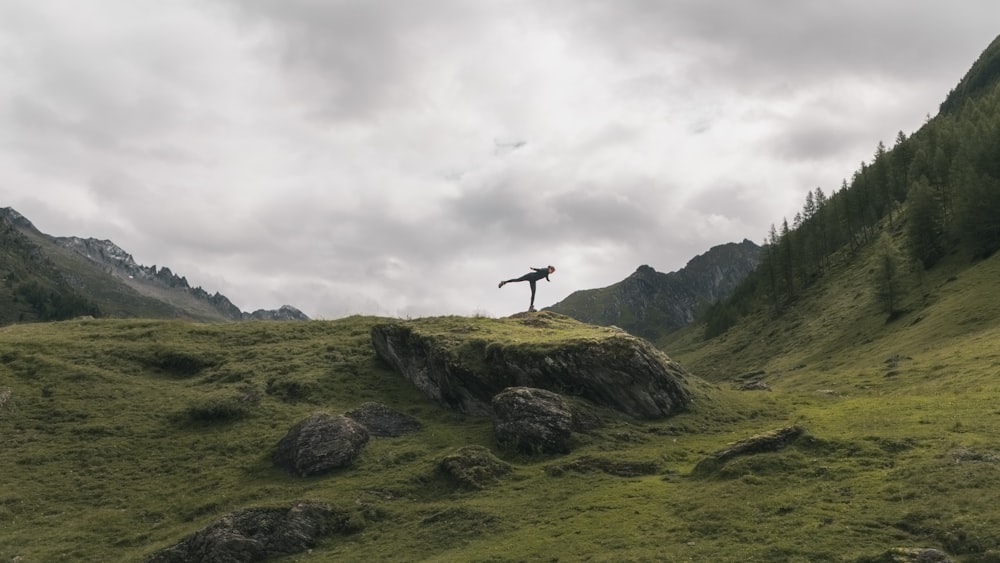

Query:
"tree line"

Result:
[[704, 61, 1000, 338]]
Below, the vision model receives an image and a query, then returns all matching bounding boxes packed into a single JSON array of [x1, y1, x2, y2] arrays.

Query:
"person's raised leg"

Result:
[[500, 273, 531, 289]]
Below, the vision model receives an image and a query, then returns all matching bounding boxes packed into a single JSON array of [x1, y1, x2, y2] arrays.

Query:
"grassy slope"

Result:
[[2, 230, 1000, 563], [662, 220, 1000, 561]]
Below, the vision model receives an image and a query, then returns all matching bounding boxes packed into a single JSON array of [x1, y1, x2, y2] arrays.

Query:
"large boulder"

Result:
[[492, 387, 573, 454], [146, 500, 350, 563], [370, 313, 693, 419], [273, 413, 369, 476], [344, 402, 421, 437]]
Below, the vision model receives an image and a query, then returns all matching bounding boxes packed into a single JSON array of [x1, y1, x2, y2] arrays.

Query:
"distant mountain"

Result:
[[0, 207, 308, 324], [546, 239, 761, 341]]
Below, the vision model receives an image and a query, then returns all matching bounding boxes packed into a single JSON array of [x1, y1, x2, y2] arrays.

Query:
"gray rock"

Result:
[[344, 402, 421, 437], [736, 379, 770, 391], [146, 500, 350, 563], [856, 547, 953, 563], [370, 319, 692, 419], [492, 387, 573, 454], [693, 425, 804, 475], [273, 413, 369, 476]]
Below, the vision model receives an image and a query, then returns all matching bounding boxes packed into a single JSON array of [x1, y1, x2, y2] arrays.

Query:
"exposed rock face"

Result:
[[273, 413, 370, 476], [146, 500, 350, 563], [370, 316, 692, 419], [344, 402, 421, 437], [492, 387, 573, 454], [693, 425, 804, 475], [547, 239, 761, 341], [438, 445, 512, 490]]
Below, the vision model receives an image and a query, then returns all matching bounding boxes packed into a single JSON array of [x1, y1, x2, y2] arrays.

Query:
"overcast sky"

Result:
[[2, 1, 996, 318]]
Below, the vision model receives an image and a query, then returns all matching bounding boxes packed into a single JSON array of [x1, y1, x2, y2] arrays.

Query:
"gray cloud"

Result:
[[2, 0, 996, 318]]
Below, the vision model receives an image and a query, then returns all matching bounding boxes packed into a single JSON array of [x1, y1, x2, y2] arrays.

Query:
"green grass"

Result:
[[3, 238, 1000, 563]]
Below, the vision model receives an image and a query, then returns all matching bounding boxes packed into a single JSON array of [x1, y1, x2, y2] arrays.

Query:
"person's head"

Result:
[[547, 265, 555, 274]]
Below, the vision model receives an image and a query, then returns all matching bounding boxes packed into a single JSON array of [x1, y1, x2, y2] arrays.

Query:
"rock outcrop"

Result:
[[272, 413, 370, 476], [693, 425, 804, 475], [370, 313, 693, 419], [146, 500, 351, 563], [345, 402, 421, 437], [492, 387, 573, 454]]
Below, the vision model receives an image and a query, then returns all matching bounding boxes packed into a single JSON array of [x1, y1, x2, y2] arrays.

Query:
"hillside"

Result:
[[664, 212, 1000, 381], [3, 305, 999, 561], [0, 207, 307, 324], [547, 239, 761, 341]]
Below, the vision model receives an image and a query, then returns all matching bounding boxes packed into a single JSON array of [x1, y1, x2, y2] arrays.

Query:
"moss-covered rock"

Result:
[[492, 387, 573, 454], [370, 312, 693, 419], [273, 413, 370, 477], [438, 445, 512, 490], [692, 425, 804, 476], [146, 500, 353, 563]]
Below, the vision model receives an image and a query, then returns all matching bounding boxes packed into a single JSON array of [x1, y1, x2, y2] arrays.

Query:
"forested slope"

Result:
[[700, 33, 1000, 339]]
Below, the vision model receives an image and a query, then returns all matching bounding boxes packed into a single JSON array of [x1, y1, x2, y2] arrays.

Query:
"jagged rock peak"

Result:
[[56, 236, 137, 267], [0, 207, 36, 230], [635, 264, 656, 275]]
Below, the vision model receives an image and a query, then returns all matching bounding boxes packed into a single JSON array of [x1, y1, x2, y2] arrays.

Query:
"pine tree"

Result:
[[874, 233, 904, 318], [906, 178, 946, 268]]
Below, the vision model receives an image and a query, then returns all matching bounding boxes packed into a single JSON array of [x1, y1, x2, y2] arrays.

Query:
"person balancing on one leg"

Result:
[[499, 265, 555, 312]]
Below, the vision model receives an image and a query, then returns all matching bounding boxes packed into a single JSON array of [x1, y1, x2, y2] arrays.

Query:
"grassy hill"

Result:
[[3, 287, 1000, 561]]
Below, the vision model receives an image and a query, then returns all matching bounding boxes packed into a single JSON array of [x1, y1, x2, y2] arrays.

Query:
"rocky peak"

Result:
[[0, 207, 36, 230]]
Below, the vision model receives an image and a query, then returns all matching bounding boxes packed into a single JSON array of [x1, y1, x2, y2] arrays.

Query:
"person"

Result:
[[499, 265, 555, 312]]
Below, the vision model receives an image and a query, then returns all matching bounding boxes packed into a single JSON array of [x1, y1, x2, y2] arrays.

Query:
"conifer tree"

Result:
[[906, 178, 946, 268], [874, 233, 904, 318]]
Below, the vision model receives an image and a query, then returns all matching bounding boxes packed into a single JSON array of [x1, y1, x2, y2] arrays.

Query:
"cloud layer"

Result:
[[2, 1, 996, 317]]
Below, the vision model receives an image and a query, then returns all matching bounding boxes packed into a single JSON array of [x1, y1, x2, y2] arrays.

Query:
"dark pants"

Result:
[[503, 273, 543, 308]]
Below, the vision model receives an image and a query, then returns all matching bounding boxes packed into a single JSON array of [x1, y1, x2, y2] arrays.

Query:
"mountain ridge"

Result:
[[0, 206, 308, 324], [547, 239, 761, 341]]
